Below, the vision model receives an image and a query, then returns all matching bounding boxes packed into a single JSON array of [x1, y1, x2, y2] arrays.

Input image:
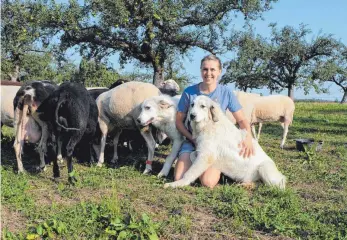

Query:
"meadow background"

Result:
[[1, 101, 346, 240]]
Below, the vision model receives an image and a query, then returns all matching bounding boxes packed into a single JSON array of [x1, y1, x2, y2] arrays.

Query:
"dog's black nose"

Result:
[[136, 118, 141, 124], [190, 113, 195, 120]]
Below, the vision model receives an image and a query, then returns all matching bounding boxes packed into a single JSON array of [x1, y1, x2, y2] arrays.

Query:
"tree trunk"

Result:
[[340, 90, 347, 104], [9, 65, 20, 82], [288, 84, 294, 100], [153, 63, 164, 87]]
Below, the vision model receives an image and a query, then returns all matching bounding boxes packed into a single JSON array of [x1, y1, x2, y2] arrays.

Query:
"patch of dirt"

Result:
[[253, 231, 294, 240], [30, 187, 115, 207], [1, 206, 28, 234], [292, 182, 328, 201]]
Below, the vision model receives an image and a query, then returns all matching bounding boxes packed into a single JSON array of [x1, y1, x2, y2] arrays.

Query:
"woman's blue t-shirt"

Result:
[[177, 83, 242, 114]]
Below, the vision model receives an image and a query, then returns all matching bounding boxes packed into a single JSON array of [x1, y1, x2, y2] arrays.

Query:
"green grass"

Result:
[[1, 102, 347, 239]]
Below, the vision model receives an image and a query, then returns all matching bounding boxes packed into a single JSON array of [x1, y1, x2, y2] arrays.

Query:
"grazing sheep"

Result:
[[250, 95, 295, 148], [226, 91, 261, 124], [87, 79, 131, 99], [108, 78, 130, 89], [13, 80, 58, 172], [159, 79, 180, 96], [87, 79, 163, 153], [33, 82, 98, 183], [95, 81, 161, 173]]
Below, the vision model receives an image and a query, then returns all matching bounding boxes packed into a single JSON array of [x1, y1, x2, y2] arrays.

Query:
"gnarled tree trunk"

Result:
[[288, 83, 294, 100], [152, 59, 165, 87], [341, 90, 347, 104], [9, 65, 20, 82]]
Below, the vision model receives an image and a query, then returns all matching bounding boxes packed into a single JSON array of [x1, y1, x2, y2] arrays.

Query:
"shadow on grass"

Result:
[[318, 109, 347, 114], [1, 137, 45, 175], [1, 135, 174, 181]]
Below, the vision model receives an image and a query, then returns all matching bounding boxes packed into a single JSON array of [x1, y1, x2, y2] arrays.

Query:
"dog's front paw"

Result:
[[157, 168, 169, 178], [239, 182, 256, 190], [143, 167, 152, 175], [96, 162, 103, 167], [157, 172, 165, 178], [164, 182, 175, 188]]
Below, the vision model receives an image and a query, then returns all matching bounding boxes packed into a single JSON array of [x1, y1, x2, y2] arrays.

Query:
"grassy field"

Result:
[[1, 102, 347, 239]]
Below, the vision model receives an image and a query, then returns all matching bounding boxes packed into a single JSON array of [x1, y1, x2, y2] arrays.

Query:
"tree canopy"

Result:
[[223, 24, 342, 99], [75, 58, 120, 87], [221, 29, 270, 91], [312, 45, 347, 103], [1, 0, 51, 81], [28, 0, 277, 86]]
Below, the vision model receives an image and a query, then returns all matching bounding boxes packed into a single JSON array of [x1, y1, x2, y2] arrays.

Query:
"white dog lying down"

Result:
[[137, 95, 184, 177], [164, 95, 286, 189]]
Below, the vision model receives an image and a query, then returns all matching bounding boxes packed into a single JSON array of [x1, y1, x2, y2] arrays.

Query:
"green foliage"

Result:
[[222, 29, 271, 91], [1, 0, 54, 80], [30, 0, 277, 85], [99, 212, 160, 240], [223, 24, 343, 98], [27, 219, 67, 239], [312, 44, 347, 103], [267, 23, 341, 97], [75, 58, 119, 87], [164, 55, 195, 91], [0, 167, 34, 211]]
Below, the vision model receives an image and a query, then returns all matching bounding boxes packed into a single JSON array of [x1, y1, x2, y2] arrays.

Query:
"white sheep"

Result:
[[250, 95, 295, 148], [95, 81, 161, 173], [226, 91, 261, 124], [1, 85, 21, 128], [159, 79, 180, 96]]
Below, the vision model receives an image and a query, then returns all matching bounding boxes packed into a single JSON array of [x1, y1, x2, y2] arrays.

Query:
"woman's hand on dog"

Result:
[[238, 134, 255, 158]]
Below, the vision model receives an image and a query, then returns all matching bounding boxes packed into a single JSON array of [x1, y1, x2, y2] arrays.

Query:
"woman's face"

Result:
[[200, 60, 222, 85]]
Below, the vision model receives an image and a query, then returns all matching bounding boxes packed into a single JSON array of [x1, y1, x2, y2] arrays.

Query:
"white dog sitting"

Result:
[[164, 95, 286, 189], [137, 95, 184, 177]]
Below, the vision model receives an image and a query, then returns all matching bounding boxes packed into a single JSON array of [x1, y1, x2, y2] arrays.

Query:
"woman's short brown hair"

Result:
[[200, 54, 222, 70]]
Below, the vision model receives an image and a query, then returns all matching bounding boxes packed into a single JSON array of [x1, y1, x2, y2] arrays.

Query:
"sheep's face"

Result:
[[159, 79, 180, 95]]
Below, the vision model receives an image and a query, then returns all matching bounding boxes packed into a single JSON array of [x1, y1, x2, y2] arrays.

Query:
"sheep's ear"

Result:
[[158, 100, 172, 109], [210, 105, 219, 122]]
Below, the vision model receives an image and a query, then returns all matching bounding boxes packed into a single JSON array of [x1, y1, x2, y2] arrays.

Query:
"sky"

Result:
[[178, 0, 347, 101]]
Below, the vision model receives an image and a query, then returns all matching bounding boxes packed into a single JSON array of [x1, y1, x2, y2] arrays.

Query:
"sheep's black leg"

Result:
[[66, 132, 83, 184], [67, 155, 77, 184], [44, 142, 59, 180]]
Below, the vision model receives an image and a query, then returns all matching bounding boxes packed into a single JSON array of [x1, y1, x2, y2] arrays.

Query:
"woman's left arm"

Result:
[[232, 109, 255, 158]]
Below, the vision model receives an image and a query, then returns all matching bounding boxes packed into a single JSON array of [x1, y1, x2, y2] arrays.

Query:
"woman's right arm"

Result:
[[176, 112, 195, 144]]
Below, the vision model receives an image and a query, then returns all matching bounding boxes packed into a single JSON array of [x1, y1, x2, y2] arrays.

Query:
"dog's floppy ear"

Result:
[[210, 105, 219, 122], [158, 99, 172, 109]]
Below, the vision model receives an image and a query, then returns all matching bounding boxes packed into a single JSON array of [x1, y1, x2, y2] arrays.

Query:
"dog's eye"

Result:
[[145, 106, 151, 110], [191, 103, 194, 107], [201, 105, 206, 108]]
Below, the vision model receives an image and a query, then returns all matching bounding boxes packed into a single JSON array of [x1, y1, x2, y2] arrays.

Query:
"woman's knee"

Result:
[[199, 169, 221, 189], [174, 153, 191, 181]]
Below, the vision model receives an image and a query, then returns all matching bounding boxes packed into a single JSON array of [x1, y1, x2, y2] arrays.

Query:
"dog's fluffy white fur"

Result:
[[164, 95, 286, 189], [137, 95, 184, 177]]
